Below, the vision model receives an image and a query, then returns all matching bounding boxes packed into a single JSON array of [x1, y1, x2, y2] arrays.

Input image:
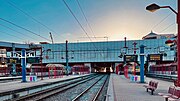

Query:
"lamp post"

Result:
[[146, 2, 180, 86]]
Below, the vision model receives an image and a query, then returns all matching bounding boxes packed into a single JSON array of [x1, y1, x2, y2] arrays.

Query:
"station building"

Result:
[[41, 31, 176, 73], [0, 31, 176, 74]]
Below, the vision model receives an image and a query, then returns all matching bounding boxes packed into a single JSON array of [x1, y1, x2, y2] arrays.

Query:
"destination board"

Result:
[[27, 57, 40, 63], [148, 54, 162, 61], [124, 55, 138, 62]]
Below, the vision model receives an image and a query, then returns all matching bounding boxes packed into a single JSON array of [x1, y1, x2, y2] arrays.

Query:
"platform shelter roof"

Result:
[[72, 65, 84, 68], [46, 64, 64, 68]]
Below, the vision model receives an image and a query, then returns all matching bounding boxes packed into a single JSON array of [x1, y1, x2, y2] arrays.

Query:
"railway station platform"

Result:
[[107, 73, 174, 101]]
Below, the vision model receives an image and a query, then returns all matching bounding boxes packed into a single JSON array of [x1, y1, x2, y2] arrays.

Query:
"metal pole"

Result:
[[124, 37, 127, 78], [133, 42, 137, 75], [177, 0, 180, 86], [40, 48, 43, 80], [66, 40, 69, 75], [12, 43, 16, 75], [124, 37, 127, 62], [21, 49, 26, 82], [140, 45, 145, 83]]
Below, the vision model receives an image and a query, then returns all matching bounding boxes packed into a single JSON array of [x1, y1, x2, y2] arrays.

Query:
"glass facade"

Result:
[[41, 38, 175, 63]]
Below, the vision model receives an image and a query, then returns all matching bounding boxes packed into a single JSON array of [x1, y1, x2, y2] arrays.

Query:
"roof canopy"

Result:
[[46, 64, 64, 68]]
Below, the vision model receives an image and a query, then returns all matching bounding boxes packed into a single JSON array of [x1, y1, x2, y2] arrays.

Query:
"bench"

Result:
[[158, 86, 180, 101], [158, 86, 175, 101], [166, 87, 180, 101], [143, 80, 158, 95]]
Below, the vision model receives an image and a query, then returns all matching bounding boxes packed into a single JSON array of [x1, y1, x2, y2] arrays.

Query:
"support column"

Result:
[[21, 49, 26, 82], [12, 43, 16, 75], [66, 40, 69, 75], [140, 45, 145, 83], [177, 0, 180, 86]]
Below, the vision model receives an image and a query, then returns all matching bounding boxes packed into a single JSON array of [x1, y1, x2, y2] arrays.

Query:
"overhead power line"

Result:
[[0, 17, 51, 42], [0, 23, 37, 40], [0, 30, 24, 40], [62, 0, 93, 42], [6, 0, 64, 40], [159, 22, 176, 33], [61, 0, 104, 57], [151, 12, 172, 30], [75, 0, 97, 40]]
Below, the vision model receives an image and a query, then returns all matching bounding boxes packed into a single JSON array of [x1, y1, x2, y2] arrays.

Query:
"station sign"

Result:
[[147, 54, 162, 62], [6, 58, 21, 64], [124, 55, 138, 62], [6, 57, 40, 64], [27, 57, 40, 63]]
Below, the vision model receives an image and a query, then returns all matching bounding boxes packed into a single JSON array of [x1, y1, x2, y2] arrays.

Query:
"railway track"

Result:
[[8, 74, 109, 101], [7, 74, 100, 101], [72, 75, 109, 101]]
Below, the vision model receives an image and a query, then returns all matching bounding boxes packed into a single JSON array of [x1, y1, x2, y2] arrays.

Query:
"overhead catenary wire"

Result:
[[159, 22, 176, 33], [150, 7, 177, 32], [61, 0, 104, 57], [6, 0, 65, 40], [151, 12, 172, 30], [75, 0, 97, 40], [61, 0, 93, 42], [0, 23, 37, 40], [0, 30, 24, 40], [0, 17, 51, 42]]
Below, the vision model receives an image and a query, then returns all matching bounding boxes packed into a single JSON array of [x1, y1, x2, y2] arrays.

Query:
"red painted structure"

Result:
[[72, 65, 90, 75], [0, 67, 10, 76], [46, 64, 64, 78], [150, 63, 177, 75], [177, 0, 180, 86], [115, 63, 124, 75]]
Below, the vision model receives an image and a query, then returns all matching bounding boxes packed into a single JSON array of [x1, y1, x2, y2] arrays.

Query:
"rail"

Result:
[[8, 74, 99, 101], [72, 75, 109, 101], [1, 74, 94, 101]]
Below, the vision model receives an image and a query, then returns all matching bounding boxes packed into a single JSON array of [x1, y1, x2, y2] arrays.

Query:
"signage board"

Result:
[[6, 58, 21, 64], [147, 54, 162, 61], [27, 57, 40, 63], [124, 55, 138, 62]]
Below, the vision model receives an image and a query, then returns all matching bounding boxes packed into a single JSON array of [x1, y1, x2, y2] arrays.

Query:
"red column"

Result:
[[178, 0, 180, 85], [40, 48, 43, 80]]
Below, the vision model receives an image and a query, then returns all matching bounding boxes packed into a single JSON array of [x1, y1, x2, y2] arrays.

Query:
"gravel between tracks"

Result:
[[44, 75, 104, 101]]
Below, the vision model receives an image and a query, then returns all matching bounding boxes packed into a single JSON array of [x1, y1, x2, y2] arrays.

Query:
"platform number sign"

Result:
[[124, 55, 138, 62], [148, 54, 162, 62]]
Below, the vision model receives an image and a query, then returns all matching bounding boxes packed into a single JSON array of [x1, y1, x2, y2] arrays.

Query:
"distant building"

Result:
[[142, 31, 175, 40], [39, 42, 49, 44]]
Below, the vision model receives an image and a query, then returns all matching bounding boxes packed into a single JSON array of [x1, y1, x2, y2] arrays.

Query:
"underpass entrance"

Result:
[[91, 62, 114, 73]]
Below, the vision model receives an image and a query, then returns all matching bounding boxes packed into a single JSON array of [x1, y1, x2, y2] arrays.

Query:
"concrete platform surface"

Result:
[[107, 73, 174, 101]]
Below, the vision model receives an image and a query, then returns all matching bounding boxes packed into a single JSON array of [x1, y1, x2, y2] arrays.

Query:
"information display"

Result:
[[124, 55, 138, 62], [6, 57, 40, 64], [148, 54, 162, 61], [6, 58, 21, 64], [27, 57, 40, 63]]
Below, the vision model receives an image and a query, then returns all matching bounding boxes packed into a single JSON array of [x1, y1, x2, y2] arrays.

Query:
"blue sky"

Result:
[[0, 0, 177, 43]]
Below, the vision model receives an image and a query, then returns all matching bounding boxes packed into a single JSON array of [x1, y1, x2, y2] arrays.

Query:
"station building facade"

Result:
[[41, 38, 175, 71], [0, 32, 176, 73]]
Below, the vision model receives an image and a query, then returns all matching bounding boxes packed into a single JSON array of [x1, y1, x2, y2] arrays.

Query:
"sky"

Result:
[[0, 0, 177, 44]]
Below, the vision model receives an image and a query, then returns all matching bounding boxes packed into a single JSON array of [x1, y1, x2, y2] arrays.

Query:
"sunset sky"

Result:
[[0, 0, 177, 43]]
